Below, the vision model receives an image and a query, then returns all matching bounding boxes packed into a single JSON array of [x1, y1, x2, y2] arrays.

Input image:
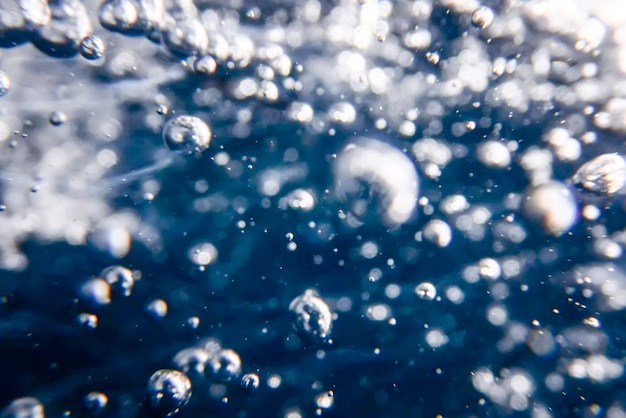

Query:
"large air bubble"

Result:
[[333, 137, 419, 227]]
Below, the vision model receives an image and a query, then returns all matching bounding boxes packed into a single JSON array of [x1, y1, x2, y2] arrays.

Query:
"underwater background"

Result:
[[1, 0, 626, 417]]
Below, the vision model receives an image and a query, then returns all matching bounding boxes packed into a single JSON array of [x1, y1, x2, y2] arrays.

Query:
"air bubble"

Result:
[[289, 289, 332, 343], [206, 348, 242, 383], [1, 397, 44, 418], [572, 153, 626, 195], [48, 111, 67, 126], [162, 115, 211, 154], [333, 137, 419, 227], [240, 373, 260, 392], [415, 282, 436, 300], [100, 265, 134, 297], [522, 181, 578, 237], [147, 369, 192, 416], [194, 55, 217, 76], [32, 0, 92, 58], [83, 392, 108, 415], [79, 35, 105, 60], [471, 6, 494, 30]]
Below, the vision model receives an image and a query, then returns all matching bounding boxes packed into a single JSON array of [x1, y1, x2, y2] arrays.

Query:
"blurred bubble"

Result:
[[162, 115, 211, 154], [193, 55, 217, 76], [333, 137, 419, 227], [206, 349, 242, 383], [32, 0, 92, 58], [188, 242, 218, 266], [471, 6, 495, 29], [422, 219, 452, 247], [83, 392, 108, 415], [314, 390, 334, 409], [476, 141, 511, 169], [240, 373, 260, 392], [1, 397, 44, 418], [414, 282, 436, 300], [146, 298, 168, 318], [289, 289, 332, 343], [147, 369, 192, 416], [161, 16, 208, 58], [81, 278, 111, 305], [173, 347, 210, 376], [100, 265, 134, 297], [0, 70, 10, 97], [573, 153, 626, 195], [522, 181, 578, 236]]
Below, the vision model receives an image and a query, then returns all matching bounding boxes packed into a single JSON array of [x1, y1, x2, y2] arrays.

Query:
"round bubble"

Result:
[[48, 110, 67, 126], [160, 16, 208, 58], [99, 0, 163, 35], [99, 265, 134, 297], [471, 6, 495, 29], [83, 392, 108, 415], [415, 282, 437, 300], [289, 289, 332, 343], [162, 115, 212, 154], [333, 137, 419, 227], [206, 348, 242, 383], [522, 181, 578, 237], [31, 0, 92, 58], [1, 397, 44, 418], [240, 373, 260, 392], [147, 369, 192, 416], [79, 35, 105, 60]]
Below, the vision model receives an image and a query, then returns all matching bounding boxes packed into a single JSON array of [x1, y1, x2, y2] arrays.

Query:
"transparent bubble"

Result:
[[48, 110, 67, 126], [422, 219, 452, 247], [99, 0, 163, 35], [471, 6, 495, 29], [193, 55, 217, 76], [206, 348, 242, 383], [173, 347, 210, 376], [476, 141, 511, 169], [0, 70, 10, 97], [188, 242, 218, 266], [83, 392, 108, 415], [80, 278, 111, 305], [161, 17, 208, 58], [333, 137, 419, 226], [146, 298, 168, 318], [156, 104, 169, 116], [315, 390, 334, 409], [522, 181, 578, 237], [289, 289, 332, 342], [415, 282, 436, 300], [572, 153, 626, 195], [147, 369, 192, 416], [32, 0, 92, 58], [0, 0, 50, 47], [162, 115, 211, 154], [99, 265, 134, 297], [1, 397, 44, 418], [240, 373, 260, 392], [79, 35, 105, 60]]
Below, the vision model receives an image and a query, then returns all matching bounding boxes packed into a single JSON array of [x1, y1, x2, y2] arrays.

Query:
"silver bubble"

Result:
[[333, 138, 419, 226], [162, 115, 211, 154], [147, 369, 192, 416], [289, 289, 332, 342], [572, 153, 626, 195]]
